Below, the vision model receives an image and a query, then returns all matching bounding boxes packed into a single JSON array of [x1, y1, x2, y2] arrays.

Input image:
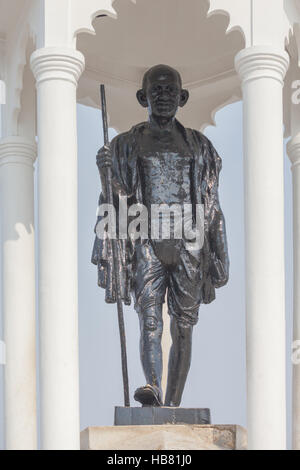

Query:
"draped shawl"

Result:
[[92, 119, 229, 305]]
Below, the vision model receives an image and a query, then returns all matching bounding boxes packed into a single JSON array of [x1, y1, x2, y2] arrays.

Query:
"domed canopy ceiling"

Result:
[[76, 0, 245, 132]]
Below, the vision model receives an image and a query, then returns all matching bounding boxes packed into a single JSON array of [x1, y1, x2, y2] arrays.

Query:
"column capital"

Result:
[[30, 47, 85, 86], [235, 46, 289, 86], [287, 135, 300, 168], [0, 136, 37, 168]]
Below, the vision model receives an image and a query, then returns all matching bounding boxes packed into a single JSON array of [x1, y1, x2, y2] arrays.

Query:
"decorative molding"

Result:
[[71, 0, 117, 39], [209, 0, 293, 50], [4, 25, 35, 136], [30, 47, 85, 86], [6, 29, 29, 135], [208, 0, 250, 45], [235, 46, 290, 86], [0, 136, 37, 168]]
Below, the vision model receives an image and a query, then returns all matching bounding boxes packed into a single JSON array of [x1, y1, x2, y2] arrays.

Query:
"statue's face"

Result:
[[137, 66, 189, 119], [145, 70, 182, 118]]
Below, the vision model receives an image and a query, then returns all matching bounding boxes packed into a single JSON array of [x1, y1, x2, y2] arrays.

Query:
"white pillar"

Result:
[[0, 137, 37, 450], [287, 136, 300, 450], [31, 47, 85, 450], [235, 46, 289, 450]]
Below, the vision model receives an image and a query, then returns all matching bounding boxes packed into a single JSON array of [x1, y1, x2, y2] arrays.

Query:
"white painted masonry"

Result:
[[235, 46, 289, 450], [0, 137, 37, 450], [31, 47, 84, 450]]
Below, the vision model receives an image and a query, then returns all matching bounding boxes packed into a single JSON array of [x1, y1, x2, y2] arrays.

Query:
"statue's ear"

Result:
[[136, 89, 148, 108], [179, 89, 189, 107]]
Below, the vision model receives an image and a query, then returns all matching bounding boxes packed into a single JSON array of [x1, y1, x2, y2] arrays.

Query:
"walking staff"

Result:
[[100, 84, 130, 407]]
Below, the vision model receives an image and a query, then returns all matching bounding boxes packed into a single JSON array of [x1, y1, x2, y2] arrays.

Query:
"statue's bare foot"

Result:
[[134, 384, 162, 407]]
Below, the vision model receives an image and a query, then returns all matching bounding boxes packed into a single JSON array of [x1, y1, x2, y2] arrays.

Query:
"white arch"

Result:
[[71, 0, 117, 40], [207, 1, 248, 45], [72, 0, 248, 45], [209, 0, 293, 50]]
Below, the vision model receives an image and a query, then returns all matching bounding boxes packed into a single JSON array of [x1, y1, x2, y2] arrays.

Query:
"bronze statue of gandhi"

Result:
[[92, 64, 229, 407]]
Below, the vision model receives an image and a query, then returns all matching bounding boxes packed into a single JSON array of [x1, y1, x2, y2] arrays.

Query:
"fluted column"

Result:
[[0, 137, 37, 450], [287, 136, 300, 450], [235, 46, 289, 450], [31, 47, 85, 450]]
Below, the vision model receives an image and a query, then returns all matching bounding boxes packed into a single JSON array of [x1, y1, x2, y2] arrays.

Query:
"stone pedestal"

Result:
[[114, 407, 211, 426], [81, 425, 247, 450]]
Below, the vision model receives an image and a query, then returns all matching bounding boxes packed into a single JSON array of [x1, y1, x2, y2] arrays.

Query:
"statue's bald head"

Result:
[[137, 64, 189, 118], [142, 64, 182, 91]]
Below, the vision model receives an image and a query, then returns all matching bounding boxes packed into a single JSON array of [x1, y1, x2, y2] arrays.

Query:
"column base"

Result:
[[114, 406, 211, 426], [81, 425, 247, 450]]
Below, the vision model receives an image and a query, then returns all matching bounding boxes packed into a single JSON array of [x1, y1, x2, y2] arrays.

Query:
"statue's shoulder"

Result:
[[130, 122, 148, 132], [176, 120, 210, 150], [188, 127, 211, 149], [187, 127, 222, 172], [110, 122, 148, 148], [189, 128, 220, 156]]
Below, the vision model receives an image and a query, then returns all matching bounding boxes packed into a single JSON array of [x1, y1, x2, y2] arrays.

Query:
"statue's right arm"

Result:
[[96, 133, 131, 200]]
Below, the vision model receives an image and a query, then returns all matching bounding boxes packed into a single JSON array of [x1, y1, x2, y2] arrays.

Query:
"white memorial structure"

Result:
[[0, 0, 300, 451]]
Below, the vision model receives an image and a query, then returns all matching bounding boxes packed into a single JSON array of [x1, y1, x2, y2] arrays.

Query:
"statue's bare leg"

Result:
[[139, 305, 163, 390], [134, 305, 163, 405], [164, 317, 193, 407]]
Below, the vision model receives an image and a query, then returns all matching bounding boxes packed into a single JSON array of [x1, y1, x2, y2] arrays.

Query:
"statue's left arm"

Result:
[[204, 138, 229, 288]]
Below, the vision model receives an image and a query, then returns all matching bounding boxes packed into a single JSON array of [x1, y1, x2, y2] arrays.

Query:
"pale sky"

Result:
[[0, 100, 294, 449]]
